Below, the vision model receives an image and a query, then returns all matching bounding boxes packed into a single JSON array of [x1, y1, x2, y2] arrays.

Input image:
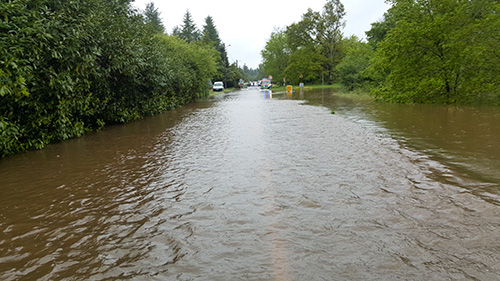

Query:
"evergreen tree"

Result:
[[143, 2, 165, 34], [171, 25, 181, 36], [201, 16, 227, 82], [217, 43, 230, 83], [179, 10, 200, 43], [202, 16, 221, 46]]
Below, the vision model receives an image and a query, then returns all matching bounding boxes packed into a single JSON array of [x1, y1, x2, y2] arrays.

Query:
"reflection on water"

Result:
[[1, 88, 500, 280], [281, 89, 500, 186]]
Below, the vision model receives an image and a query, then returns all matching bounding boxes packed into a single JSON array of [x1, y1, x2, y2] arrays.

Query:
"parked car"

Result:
[[213, 81, 224, 92]]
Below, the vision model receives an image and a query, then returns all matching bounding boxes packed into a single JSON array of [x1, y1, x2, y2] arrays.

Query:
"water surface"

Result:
[[1, 88, 499, 280]]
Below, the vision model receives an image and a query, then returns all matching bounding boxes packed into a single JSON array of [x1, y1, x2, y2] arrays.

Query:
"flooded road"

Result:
[[1, 87, 500, 280]]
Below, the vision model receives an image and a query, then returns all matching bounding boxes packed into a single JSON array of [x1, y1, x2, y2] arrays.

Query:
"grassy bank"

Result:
[[271, 83, 343, 92], [209, 87, 241, 96], [272, 84, 375, 103]]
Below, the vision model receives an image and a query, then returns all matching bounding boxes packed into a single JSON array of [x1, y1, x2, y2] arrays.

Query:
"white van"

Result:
[[213, 81, 224, 92]]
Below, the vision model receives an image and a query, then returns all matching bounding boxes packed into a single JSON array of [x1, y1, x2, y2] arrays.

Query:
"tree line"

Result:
[[0, 0, 257, 157], [261, 0, 499, 104], [171, 10, 261, 87]]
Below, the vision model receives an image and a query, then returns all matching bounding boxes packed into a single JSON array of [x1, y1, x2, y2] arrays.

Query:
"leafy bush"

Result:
[[368, 0, 500, 104], [336, 36, 374, 91], [0, 0, 217, 157]]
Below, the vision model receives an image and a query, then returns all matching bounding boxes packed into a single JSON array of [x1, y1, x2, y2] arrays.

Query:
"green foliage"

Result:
[[366, 14, 396, 49], [243, 65, 261, 82], [215, 63, 243, 88], [155, 35, 218, 99], [261, 0, 345, 85], [261, 28, 290, 85], [143, 2, 165, 34], [369, 0, 500, 104], [336, 36, 374, 91], [178, 10, 201, 43], [201, 16, 228, 83], [202, 16, 221, 46], [172, 12, 255, 88], [262, 0, 499, 104], [1, 0, 105, 154], [317, 0, 346, 81], [286, 0, 345, 83], [0, 0, 220, 157], [284, 45, 325, 84]]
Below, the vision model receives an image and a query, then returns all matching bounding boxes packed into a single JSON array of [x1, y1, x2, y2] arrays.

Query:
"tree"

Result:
[[143, 2, 165, 34], [179, 10, 200, 43], [286, 9, 321, 52], [284, 0, 345, 84], [261, 28, 290, 85], [171, 25, 181, 36], [366, 13, 396, 49], [285, 9, 324, 84], [284, 45, 324, 85], [218, 43, 230, 83], [201, 16, 227, 82], [369, 0, 500, 104], [226, 63, 243, 88], [202, 16, 221, 46], [336, 36, 374, 91], [317, 0, 346, 82]]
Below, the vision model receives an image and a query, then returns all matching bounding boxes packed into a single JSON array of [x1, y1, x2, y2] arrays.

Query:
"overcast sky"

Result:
[[132, 0, 391, 69]]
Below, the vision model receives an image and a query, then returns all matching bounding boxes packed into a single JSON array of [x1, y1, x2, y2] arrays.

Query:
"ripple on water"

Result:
[[1, 90, 500, 280]]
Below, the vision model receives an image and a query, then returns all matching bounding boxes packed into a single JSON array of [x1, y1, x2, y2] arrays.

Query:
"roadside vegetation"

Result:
[[261, 0, 500, 105], [3, 0, 498, 157], [0, 0, 260, 157], [271, 84, 342, 92]]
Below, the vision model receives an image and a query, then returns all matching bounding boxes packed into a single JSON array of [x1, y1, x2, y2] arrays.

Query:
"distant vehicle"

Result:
[[213, 81, 224, 92], [260, 78, 272, 89]]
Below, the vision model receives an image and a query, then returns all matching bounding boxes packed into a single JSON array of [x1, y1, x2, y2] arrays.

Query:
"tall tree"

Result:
[[143, 2, 165, 34], [318, 0, 346, 82], [284, 45, 324, 84], [179, 10, 200, 43], [286, 9, 320, 52], [284, 0, 345, 84], [285, 9, 324, 83], [201, 15, 226, 81], [261, 28, 290, 84], [202, 16, 221, 46], [366, 13, 396, 49]]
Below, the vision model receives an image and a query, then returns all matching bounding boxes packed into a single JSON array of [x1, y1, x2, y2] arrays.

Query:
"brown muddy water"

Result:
[[1, 87, 500, 280]]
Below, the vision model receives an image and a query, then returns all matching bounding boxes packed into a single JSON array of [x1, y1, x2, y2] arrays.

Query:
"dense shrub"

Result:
[[0, 0, 216, 157]]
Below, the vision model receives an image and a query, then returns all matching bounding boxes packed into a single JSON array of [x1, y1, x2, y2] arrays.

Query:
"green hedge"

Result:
[[0, 0, 216, 157]]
